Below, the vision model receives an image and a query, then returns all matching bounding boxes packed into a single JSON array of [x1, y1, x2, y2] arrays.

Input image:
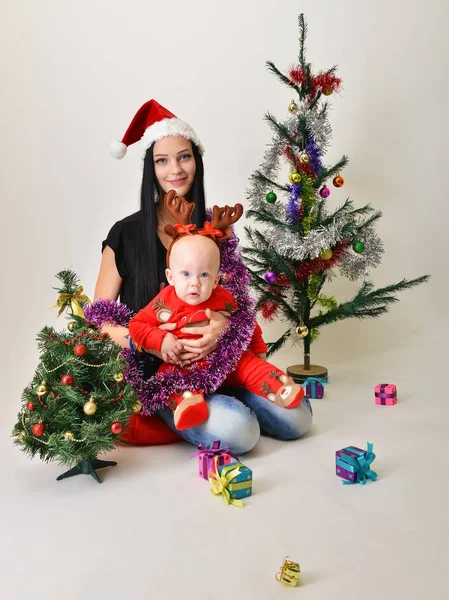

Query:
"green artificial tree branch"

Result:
[[265, 113, 303, 151], [265, 61, 300, 95], [253, 170, 288, 192], [310, 276, 430, 328], [245, 212, 293, 232], [314, 155, 349, 189], [298, 13, 308, 68], [267, 329, 292, 358]]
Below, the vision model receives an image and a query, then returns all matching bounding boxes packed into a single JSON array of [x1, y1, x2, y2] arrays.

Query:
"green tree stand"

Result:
[[56, 459, 117, 484]]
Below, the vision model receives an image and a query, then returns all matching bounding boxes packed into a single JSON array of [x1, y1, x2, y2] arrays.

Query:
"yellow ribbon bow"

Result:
[[52, 286, 90, 318], [208, 465, 245, 508]]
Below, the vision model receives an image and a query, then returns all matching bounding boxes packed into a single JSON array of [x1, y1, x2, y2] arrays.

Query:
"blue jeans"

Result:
[[156, 387, 313, 455]]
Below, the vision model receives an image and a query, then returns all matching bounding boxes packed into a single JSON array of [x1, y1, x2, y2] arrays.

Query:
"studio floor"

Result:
[[1, 325, 446, 600]]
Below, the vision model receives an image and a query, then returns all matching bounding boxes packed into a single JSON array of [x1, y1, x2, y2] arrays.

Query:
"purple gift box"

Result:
[[335, 446, 367, 483], [190, 440, 239, 480], [304, 378, 326, 399]]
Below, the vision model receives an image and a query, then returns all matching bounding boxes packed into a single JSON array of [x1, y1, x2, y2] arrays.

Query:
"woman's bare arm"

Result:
[[92, 246, 130, 348], [93, 246, 175, 359]]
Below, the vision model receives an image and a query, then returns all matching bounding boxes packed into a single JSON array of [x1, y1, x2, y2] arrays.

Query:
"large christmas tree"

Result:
[[243, 14, 429, 381], [12, 270, 139, 483]]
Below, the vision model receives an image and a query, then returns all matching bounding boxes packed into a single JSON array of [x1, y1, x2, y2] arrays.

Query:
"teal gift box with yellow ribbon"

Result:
[[217, 462, 252, 500]]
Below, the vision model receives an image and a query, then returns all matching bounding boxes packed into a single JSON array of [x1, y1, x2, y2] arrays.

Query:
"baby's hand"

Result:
[[161, 333, 184, 364]]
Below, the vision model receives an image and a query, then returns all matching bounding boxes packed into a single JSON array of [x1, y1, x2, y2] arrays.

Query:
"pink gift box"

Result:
[[375, 383, 397, 405], [190, 441, 239, 480]]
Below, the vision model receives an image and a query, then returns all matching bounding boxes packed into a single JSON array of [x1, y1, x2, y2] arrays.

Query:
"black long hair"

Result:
[[135, 141, 206, 310]]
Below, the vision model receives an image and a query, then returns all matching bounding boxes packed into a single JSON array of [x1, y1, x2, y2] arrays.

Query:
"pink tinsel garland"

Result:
[[84, 234, 256, 415]]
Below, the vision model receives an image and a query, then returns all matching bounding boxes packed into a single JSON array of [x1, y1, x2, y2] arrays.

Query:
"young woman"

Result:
[[90, 99, 312, 455]]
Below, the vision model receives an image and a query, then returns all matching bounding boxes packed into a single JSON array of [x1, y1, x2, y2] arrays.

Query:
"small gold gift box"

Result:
[[276, 556, 301, 587]]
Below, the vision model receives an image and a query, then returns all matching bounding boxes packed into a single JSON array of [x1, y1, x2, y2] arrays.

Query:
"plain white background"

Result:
[[1, 1, 448, 599]]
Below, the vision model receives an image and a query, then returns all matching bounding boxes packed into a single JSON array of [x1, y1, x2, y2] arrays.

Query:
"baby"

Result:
[[129, 192, 304, 430]]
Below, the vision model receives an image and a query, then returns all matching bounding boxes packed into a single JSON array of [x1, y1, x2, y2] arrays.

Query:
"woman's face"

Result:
[[153, 136, 196, 198]]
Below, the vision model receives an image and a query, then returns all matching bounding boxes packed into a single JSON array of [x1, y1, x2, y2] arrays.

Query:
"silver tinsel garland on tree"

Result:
[[339, 229, 384, 281], [246, 102, 332, 215], [263, 219, 346, 261], [245, 100, 383, 284]]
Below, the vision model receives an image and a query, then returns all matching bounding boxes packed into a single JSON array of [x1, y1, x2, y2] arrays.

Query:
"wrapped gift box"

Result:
[[302, 377, 327, 399], [191, 441, 238, 480], [335, 443, 377, 485], [218, 461, 253, 500], [276, 557, 301, 587], [375, 383, 397, 405]]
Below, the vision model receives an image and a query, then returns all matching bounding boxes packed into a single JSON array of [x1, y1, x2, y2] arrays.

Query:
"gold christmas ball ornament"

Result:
[[131, 400, 142, 413], [320, 248, 333, 260], [67, 321, 77, 332], [295, 325, 309, 338], [63, 431, 75, 441], [18, 430, 26, 443], [113, 372, 124, 383], [83, 399, 97, 415], [299, 152, 310, 165], [287, 99, 299, 114], [322, 86, 333, 96], [289, 172, 301, 185], [36, 382, 48, 397]]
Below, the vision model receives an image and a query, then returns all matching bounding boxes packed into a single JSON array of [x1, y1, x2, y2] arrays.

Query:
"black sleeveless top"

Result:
[[103, 211, 168, 378], [102, 211, 168, 314]]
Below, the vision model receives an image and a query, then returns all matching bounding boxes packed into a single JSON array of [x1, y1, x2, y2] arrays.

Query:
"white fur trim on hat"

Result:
[[140, 118, 205, 155], [109, 141, 128, 160]]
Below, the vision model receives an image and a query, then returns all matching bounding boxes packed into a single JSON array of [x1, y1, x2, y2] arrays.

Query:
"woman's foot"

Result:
[[171, 391, 209, 430]]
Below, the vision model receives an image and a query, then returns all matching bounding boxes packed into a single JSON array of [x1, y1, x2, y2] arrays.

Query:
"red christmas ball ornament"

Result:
[[32, 422, 45, 437], [61, 374, 74, 385], [110, 422, 123, 435], [27, 401, 35, 411], [333, 175, 344, 188], [73, 344, 87, 357]]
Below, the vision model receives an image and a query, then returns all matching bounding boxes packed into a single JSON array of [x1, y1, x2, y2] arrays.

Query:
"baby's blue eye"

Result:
[[200, 273, 209, 278], [182, 271, 189, 277]]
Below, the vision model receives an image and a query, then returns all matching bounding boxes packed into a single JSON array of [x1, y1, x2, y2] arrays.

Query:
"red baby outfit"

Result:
[[129, 285, 238, 352], [129, 285, 304, 417]]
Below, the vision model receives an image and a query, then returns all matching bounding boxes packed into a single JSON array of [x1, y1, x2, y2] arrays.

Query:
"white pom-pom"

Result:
[[109, 141, 127, 160]]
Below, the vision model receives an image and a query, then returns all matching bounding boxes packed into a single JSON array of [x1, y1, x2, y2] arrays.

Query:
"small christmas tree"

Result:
[[12, 270, 139, 483], [243, 14, 429, 381]]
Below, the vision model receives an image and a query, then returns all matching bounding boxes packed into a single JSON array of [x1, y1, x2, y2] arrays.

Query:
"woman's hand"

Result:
[[177, 309, 228, 365]]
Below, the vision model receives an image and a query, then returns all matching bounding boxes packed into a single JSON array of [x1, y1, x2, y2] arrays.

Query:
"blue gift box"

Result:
[[217, 461, 253, 500]]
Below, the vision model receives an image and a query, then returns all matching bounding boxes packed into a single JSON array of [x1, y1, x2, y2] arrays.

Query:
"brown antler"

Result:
[[210, 204, 244, 241], [163, 190, 196, 239]]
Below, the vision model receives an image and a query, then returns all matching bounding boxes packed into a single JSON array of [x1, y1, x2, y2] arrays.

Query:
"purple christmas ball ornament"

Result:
[[264, 271, 278, 284], [319, 186, 331, 199]]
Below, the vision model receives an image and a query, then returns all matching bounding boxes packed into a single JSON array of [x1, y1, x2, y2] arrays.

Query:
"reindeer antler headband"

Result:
[[163, 190, 243, 266]]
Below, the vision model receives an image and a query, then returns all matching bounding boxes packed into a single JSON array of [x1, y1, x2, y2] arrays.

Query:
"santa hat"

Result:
[[109, 99, 205, 159]]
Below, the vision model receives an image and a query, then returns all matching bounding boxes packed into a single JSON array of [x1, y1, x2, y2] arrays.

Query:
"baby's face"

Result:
[[166, 235, 221, 305]]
